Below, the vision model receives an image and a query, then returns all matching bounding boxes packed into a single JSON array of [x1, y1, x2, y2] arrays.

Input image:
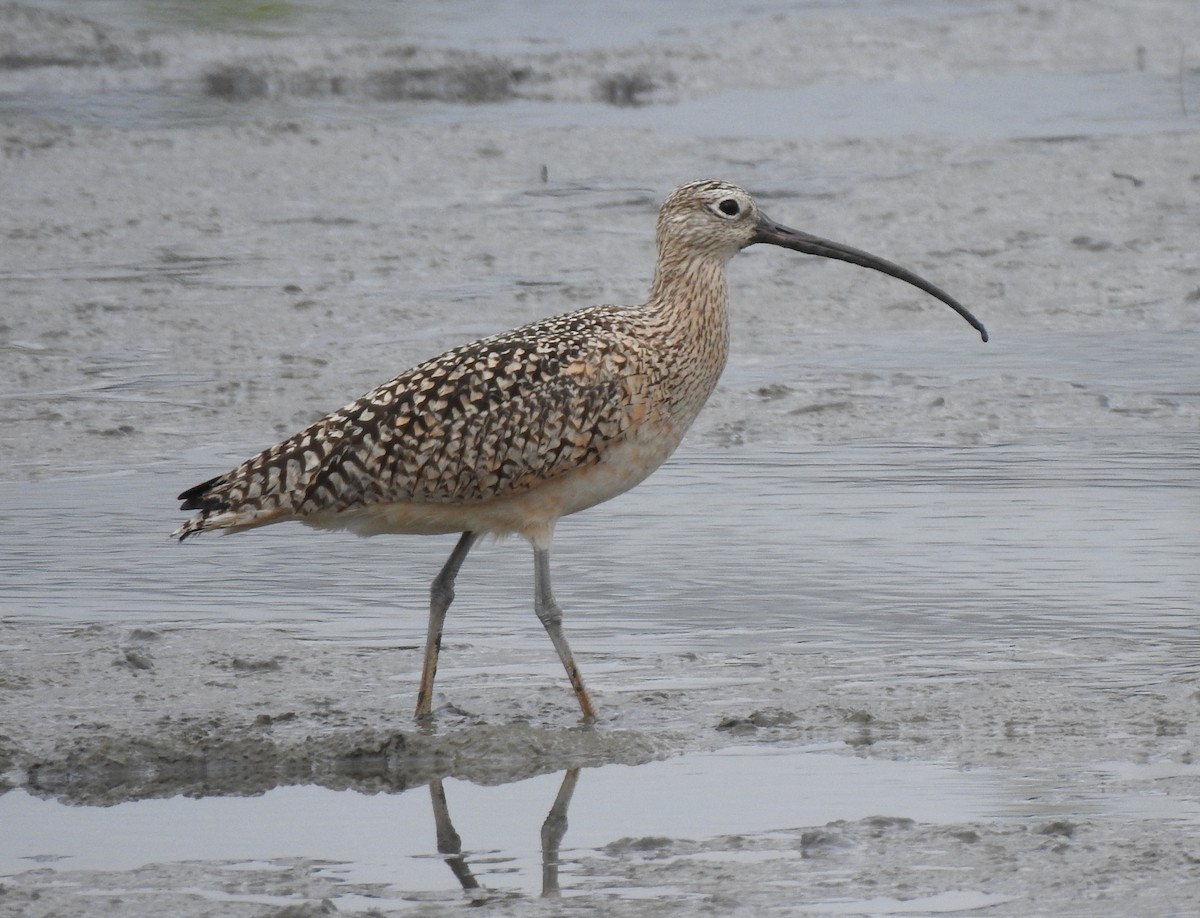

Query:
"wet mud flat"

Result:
[[2, 121, 1197, 481], [2, 617, 1199, 916], [3, 0, 1200, 915]]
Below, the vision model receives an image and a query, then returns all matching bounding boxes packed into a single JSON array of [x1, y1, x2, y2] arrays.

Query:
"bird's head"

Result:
[[656, 179, 989, 342], [656, 180, 763, 261]]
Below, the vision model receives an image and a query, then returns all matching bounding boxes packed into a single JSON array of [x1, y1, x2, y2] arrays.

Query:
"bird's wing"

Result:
[[175, 306, 650, 535]]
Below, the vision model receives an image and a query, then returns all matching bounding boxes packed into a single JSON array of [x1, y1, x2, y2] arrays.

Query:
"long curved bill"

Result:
[[752, 214, 989, 343]]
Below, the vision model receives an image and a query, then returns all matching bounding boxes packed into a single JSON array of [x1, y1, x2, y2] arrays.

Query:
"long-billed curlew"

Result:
[[173, 179, 987, 721]]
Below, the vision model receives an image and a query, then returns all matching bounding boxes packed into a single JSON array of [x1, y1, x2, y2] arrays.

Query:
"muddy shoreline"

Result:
[[4, 622, 1200, 915]]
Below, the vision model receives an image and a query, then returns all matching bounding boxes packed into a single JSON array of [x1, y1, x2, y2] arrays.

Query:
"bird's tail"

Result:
[[171, 470, 292, 540], [171, 410, 368, 541], [170, 425, 336, 540]]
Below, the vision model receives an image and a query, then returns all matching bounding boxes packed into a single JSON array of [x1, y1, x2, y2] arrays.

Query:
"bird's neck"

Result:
[[647, 250, 731, 337], [644, 248, 732, 426]]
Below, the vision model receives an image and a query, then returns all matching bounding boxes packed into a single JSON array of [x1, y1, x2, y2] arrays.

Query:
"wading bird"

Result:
[[174, 179, 987, 721]]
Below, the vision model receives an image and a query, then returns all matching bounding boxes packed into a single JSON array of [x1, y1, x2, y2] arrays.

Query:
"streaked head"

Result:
[[657, 180, 988, 341], [656, 180, 764, 261]]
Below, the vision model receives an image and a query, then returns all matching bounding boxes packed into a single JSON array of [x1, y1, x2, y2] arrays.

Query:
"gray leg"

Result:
[[533, 546, 597, 721], [540, 767, 580, 898], [416, 531, 479, 720]]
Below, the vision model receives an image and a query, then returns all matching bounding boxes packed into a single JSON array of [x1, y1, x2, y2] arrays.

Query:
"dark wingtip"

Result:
[[177, 475, 225, 511], [980, 327, 989, 343]]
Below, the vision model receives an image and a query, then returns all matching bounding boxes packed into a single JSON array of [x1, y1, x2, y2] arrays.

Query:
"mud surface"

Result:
[[2, 1, 1200, 915]]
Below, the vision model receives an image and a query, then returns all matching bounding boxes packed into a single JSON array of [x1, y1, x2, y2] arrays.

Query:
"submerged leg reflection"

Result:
[[540, 767, 580, 898], [427, 769, 582, 901], [429, 777, 481, 894]]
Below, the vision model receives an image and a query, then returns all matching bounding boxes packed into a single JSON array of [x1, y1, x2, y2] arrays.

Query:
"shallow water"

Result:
[[420, 71, 1197, 140], [2, 427, 1195, 653], [5, 744, 1198, 911], [0, 748, 1003, 887], [3, 59, 1190, 140], [3, 324, 1197, 677]]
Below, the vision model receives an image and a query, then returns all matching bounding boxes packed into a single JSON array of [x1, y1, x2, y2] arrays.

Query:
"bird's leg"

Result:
[[416, 531, 479, 720], [533, 546, 597, 722]]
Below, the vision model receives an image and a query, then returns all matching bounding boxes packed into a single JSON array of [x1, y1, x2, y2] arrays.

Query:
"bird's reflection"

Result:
[[428, 767, 580, 902]]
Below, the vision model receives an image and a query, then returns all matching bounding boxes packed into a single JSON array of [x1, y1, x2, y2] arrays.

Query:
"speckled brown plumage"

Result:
[[174, 181, 736, 545], [176, 309, 651, 528]]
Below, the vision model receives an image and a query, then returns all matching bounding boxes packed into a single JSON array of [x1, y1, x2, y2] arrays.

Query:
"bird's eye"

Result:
[[717, 199, 740, 217]]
